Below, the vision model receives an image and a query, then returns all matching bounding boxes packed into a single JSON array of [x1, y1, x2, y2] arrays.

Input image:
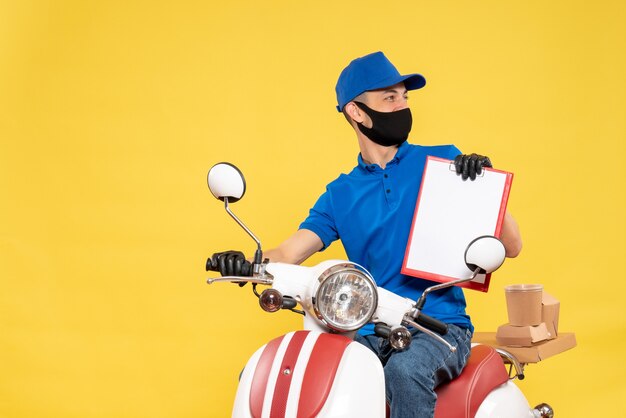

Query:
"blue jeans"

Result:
[[355, 324, 472, 418]]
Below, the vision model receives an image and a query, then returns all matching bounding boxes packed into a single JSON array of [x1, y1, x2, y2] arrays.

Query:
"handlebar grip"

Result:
[[416, 313, 448, 335], [374, 323, 392, 339]]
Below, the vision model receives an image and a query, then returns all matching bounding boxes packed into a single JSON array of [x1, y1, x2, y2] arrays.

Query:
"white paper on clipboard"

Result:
[[401, 156, 513, 292]]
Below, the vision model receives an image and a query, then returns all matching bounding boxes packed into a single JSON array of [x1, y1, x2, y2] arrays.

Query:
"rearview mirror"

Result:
[[464, 236, 506, 274], [207, 162, 246, 203]]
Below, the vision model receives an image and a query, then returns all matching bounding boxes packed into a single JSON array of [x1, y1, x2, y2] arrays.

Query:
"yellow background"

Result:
[[1, 1, 624, 417]]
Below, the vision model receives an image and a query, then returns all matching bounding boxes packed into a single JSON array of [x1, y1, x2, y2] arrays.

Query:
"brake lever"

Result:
[[403, 317, 457, 353], [206, 276, 273, 285]]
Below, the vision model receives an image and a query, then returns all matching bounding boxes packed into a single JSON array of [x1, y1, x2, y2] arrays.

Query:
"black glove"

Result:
[[454, 153, 492, 181], [206, 250, 253, 277]]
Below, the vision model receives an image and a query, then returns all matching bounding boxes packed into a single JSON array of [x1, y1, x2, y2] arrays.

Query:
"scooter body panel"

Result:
[[232, 330, 385, 418], [313, 341, 385, 417], [474, 380, 535, 418]]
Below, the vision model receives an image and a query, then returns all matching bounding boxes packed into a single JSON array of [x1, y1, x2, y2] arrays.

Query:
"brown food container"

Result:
[[504, 284, 543, 326]]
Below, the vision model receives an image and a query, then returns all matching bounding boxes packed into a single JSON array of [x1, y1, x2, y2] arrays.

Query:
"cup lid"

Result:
[[504, 284, 543, 292]]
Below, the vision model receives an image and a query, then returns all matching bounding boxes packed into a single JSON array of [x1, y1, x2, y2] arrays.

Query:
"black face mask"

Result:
[[353, 101, 412, 147]]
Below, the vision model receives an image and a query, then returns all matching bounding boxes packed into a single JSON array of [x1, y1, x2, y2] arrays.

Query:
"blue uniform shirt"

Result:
[[299, 142, 473, 335]]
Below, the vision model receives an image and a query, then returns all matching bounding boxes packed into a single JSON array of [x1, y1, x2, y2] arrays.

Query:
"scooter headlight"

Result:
[[313, 263, 378, 332]]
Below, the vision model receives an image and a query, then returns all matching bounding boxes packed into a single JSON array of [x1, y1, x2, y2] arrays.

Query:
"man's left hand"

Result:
[[454, 153, 492, 181]]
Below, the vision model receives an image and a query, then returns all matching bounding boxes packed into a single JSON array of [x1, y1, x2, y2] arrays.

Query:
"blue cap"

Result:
[[335, 51, 426, 112]]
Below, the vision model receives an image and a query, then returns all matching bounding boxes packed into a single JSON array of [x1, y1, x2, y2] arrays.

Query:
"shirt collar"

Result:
[[357, 141, 410, 172]]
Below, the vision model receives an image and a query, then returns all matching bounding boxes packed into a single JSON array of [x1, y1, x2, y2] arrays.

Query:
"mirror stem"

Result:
[[415, 267, 482, 310], [224, 197, 263, 258]]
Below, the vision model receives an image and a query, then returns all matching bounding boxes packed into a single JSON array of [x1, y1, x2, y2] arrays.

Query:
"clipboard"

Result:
[[401, 156, 513, 292]]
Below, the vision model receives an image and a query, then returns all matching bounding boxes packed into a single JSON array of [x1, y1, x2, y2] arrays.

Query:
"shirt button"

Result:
[[386, 189, 391, 193], [384, 174, 388, 178]]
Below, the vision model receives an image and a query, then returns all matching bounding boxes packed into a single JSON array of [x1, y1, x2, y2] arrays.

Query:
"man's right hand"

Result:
[[206, 250, 252, 277]]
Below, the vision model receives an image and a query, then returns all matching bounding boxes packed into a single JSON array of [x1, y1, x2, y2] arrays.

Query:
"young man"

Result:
[[211, 51, 522, 418]]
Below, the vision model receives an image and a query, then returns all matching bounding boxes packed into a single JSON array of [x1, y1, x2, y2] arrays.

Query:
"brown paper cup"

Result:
[[504, 284, 543, 326]]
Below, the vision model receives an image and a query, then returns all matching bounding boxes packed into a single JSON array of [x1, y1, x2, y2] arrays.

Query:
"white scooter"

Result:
[[205, 162, 554, 418]]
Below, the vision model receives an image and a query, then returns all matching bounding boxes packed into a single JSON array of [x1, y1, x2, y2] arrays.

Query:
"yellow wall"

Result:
[[1, 1, 624, 417]]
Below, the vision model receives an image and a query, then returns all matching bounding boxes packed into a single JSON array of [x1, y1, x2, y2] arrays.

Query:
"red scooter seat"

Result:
[[433, 344, 510, 418]]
